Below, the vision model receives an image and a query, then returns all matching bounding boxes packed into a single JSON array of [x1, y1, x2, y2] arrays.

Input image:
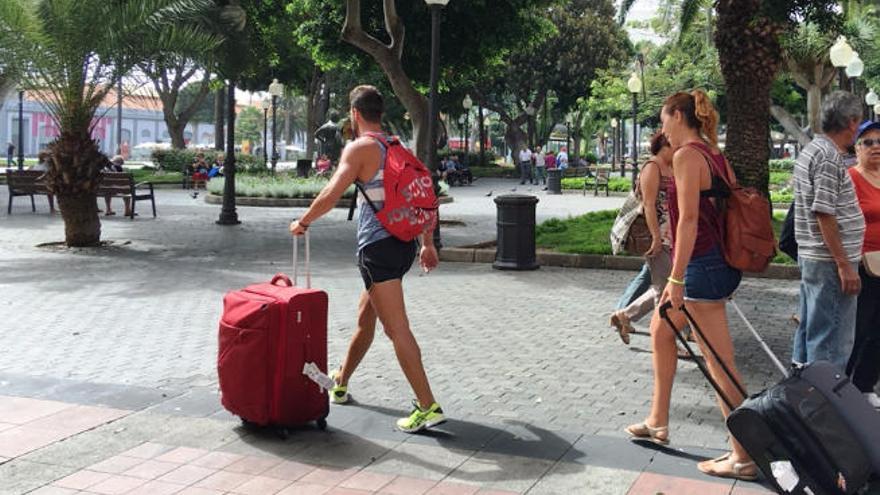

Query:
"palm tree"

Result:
[[619, 0, 839, 194], [0, 0, 220, 246]]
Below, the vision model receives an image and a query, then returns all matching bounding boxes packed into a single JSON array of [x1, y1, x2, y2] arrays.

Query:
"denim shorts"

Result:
[[684, 246, 742, 301]]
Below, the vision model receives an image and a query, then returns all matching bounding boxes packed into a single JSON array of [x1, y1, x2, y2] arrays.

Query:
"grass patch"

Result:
[[130, 169, 183, 184], [536, 209, 796, 265], [470, 165, 519, 178]]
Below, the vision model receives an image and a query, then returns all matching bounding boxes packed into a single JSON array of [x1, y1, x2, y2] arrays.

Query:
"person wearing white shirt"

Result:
[[518, 146, 533, 185], [556, 147, 569, 171]]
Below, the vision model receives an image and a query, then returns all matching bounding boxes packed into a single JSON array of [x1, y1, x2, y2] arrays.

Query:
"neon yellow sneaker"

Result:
[[396, 400, 446, 433], [328, 369, 349, 404]]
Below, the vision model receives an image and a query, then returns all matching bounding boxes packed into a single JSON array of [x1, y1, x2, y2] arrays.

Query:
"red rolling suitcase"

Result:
[[218, 232, 329, 430]]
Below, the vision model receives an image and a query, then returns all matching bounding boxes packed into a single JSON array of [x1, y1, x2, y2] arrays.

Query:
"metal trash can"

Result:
[[546, 169, 562, 195], [296, 159, 312, 178], [493, 194, 539, 271]]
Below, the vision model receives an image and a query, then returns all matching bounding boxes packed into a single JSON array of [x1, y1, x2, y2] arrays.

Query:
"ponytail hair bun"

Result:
[[691, 90, 719, 147]]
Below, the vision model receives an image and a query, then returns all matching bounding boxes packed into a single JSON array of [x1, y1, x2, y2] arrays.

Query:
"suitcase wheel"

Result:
[[316, 418, 327, 430]]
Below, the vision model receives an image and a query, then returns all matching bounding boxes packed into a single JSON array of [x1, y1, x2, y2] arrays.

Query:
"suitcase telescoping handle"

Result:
[[659, 301, 748, 411], [292, 229, 311, 288], [728, 299, 790, 377]]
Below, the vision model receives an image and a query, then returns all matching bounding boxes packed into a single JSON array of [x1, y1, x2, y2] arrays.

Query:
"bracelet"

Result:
[[667, 276, 685, 286]]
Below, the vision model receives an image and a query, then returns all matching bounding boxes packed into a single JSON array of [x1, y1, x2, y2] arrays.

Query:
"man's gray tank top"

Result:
[[356, 136, 391, 251]]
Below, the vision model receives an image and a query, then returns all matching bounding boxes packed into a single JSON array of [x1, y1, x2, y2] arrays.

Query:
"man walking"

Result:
[[289, 85, 445, 433], [793, 91, 866, 369], [518, 145, 533, 185], [7, 142, 15, 166]]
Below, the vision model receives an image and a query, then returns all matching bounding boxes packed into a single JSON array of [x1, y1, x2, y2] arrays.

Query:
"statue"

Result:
[[315, 111, 343, 163]]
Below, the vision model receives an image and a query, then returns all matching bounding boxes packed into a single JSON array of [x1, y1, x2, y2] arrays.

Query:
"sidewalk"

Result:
[[0, 182, 794, 493], [0, 391, 772, 495]]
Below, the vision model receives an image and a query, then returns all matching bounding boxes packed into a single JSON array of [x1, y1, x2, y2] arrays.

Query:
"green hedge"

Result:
[[438, 149, 499, 167], [152, 149, 267, 173], [470, 165, 519, 178], [536, 209, 795, 264], [769, 158, 794, 172], [207, 174, 450, 199], [561, 176, 631, 192]]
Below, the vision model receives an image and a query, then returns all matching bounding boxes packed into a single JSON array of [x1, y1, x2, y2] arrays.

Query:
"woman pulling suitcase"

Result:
[[625, 90, 757, 481]]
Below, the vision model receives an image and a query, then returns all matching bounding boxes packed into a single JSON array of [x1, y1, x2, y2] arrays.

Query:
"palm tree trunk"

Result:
[[58, 193, 101, 246], [715, 0, 783, 196]]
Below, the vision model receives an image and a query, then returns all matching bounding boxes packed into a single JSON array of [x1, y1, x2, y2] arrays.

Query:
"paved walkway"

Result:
[[0, 180, 796, 493]]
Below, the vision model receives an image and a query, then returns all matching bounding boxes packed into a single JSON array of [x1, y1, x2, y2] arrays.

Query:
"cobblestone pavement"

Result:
[[0, 179, 799, 455]]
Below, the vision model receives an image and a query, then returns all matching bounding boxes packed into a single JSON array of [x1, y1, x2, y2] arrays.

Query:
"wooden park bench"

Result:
[[583, 168, 609, 196], [6, 169, 54, 214], [96, 172, 156, 219]]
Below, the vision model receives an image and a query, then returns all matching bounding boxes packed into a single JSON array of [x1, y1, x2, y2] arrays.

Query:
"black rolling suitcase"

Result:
[[659, 300, 879, 495]]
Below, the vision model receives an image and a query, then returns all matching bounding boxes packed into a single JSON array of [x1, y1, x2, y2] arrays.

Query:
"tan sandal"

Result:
[[610, 311, 634, 345], [625, 422, 669, 445], [697, 453, 758, 481]]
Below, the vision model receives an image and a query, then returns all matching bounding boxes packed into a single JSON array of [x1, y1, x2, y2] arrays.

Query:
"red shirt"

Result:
[[668, 142, 726, 258], [849, 167, 880, 253], [543, 155, 556, 168]]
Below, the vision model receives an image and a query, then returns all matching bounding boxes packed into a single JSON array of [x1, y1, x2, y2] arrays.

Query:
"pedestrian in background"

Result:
[[534, 147, 546, 185], [792, 91, 865, 370], [845, 120, 880, 409], [519, 146, 533, 185], [7, 142, 15, 166]]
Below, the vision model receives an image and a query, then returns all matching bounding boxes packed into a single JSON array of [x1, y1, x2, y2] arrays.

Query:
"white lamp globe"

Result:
[[830, 36, 855, 68], [866, 90, 879, 106], [268, 78, 284, 97], [846, 54, 865, 78], [462, 94, 473, 110], [627, 73, 642, 94], [424, 0, 450, 5]]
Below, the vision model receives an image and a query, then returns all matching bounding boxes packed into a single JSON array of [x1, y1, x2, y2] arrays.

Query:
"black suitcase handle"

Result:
[[659, 301, 748, 411]]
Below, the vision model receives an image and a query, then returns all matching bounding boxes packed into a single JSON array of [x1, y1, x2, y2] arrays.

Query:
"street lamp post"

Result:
[[462, 94, 473, 165], [830, 36, 855, 91], [261, 98, 271, 166], [610, 117, 618, 173], [866, 90, 878, 121], [17, 88, 24, 170], [425, 0, 450, 251], [268, 78, 284, 174], [217, 80, 240, 226], [627, 73, 642, 188], [565, 117, 572, 160], [478, 104, 486, 166]]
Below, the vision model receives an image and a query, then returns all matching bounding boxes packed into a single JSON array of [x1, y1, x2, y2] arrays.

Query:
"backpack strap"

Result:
[[685, 142, 736, 188], [347, 182, 380, 221]]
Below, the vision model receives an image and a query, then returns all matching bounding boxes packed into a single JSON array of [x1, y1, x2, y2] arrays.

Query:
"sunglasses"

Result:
[[860, 138, 880, 147]]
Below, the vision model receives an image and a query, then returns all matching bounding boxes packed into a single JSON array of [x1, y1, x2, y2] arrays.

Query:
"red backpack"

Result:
[[353, 133, 438, 242]]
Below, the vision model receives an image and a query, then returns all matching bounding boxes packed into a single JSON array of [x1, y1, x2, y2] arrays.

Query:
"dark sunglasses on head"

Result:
[[860, 138, 880, 147]]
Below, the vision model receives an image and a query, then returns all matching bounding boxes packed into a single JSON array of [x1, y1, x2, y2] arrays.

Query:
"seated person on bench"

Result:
[[102, 155, 131, 217]]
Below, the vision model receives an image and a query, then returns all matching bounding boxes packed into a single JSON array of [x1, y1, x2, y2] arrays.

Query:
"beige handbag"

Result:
[[864, 251, 880, 278]]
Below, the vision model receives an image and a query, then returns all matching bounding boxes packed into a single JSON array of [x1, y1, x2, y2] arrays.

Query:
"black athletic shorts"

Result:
[[357, 236, 418, 290]]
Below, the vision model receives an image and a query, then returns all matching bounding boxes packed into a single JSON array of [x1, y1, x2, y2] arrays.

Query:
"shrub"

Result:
[[207, 174, 449, 199], [438, 149, 499, 167], [561, 176, 632, 192], [769, 158, 794, 172], [152, 149, 268, 173], [769, 171, 792, 187]]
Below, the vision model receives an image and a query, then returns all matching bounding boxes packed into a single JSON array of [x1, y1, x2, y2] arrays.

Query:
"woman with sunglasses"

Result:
[[846, 122, 880, 410]]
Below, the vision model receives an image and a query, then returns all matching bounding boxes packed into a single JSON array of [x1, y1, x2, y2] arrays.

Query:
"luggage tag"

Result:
[[302, 362, 335, 391]]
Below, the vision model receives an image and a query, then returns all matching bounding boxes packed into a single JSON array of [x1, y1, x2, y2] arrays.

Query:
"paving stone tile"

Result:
[[224, 455, 285, 475], [287, 432, 398, 469], [261, 460, 317, 482], [730, 483, 777, 495], [0, 422, 16, 432], [475, 490, 519, 495], [0, 395, 72, 424], [366, 443, 474, 481], [158, 464, 217, 485], [25, 487, 80, 495], [20, 431, 145, 470], [276, 482, 332, 495], [526, 463, 639, 495], [626, 472, 731, 495], [87, 455, 145, 474], [298, 466, 359, 486], [559, 434, 654, 471], [480, 424, 581, 462], [190, 450, 244, 470], [156, 446, 212, 464], [26, 405, 129, 433], [126, 480, 187, 495], [338, 471, 395, 491], [425, 480, 480, 495], [0, 425, 70, 457], [177, 488, 227, 495], [0, 459, 77, 495], [194, 470, 253, 491], [324, 488, 372, 495], [443, 452, 553, 493], [402, 420, 504, 452], [121, 442, 176, 460], [230, 475, 294, 495], [122, 459, 181, 479], [377, 476, 437, 495], [86, 474, 147, 495], [146, 388, 224, 418]]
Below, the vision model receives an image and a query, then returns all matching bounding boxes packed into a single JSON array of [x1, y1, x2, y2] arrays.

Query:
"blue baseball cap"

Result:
[[855, 120, 880, 143]]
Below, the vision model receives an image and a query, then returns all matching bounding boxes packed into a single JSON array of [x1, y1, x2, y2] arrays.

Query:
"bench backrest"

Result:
[[6, 169, 49, 193], [97, 172, 134, 195], [596, 169, 609, 184]]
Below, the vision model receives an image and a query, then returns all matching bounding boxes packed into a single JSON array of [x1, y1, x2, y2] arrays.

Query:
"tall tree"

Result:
[[0, 0, 221, 246], [138, 57, 213, 148], [289, 0, 555, 165]]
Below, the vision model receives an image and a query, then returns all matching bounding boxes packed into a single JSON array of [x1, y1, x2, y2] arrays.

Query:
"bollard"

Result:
[[546, 169, 562, 195], [493, 194, 540, 271], [296, 159, 312, 178]]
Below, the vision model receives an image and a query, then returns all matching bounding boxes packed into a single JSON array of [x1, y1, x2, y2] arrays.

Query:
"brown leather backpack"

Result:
[[692, 146, 776, 273]]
